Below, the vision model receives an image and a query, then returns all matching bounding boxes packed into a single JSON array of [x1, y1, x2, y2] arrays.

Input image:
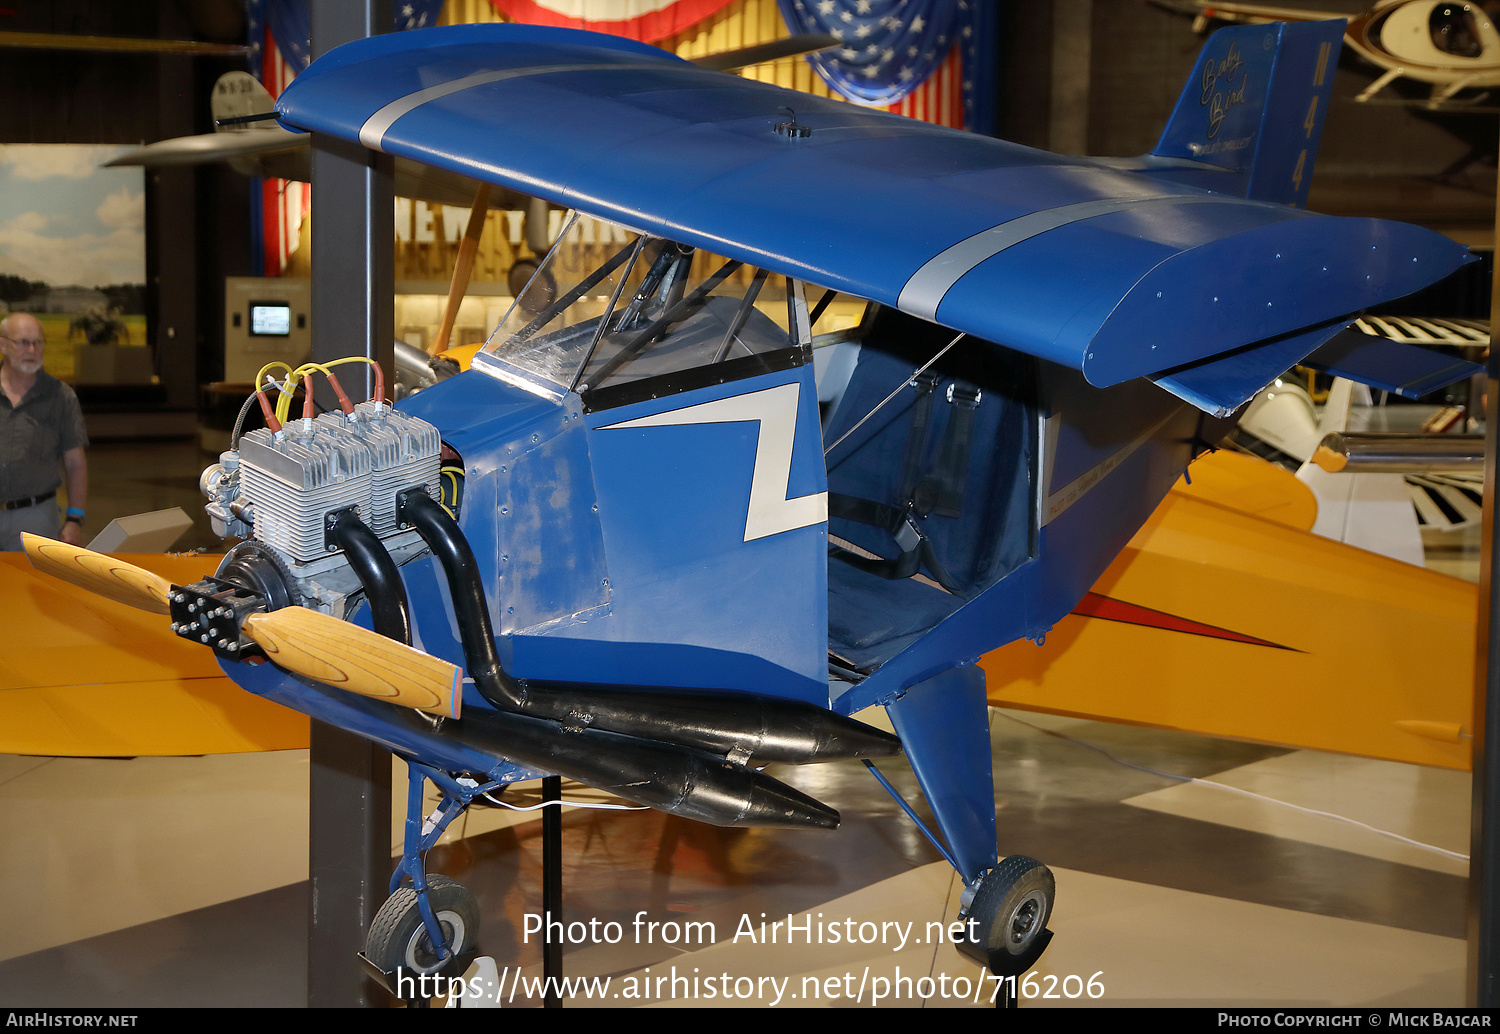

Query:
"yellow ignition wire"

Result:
[[253, 362, 297, 424], [440, 465, 464, 518], [273, 357, 386, 423]]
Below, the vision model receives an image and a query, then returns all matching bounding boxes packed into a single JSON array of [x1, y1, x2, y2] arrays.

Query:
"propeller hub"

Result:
[[168, 579, 268, 660]]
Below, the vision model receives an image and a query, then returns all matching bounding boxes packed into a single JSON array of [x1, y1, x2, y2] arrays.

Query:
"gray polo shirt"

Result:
[[0, 365, 87, 502]]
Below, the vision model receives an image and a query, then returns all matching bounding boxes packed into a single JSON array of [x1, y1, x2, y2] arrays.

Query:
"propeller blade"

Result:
[[241, 607, 462, 719], [21, 533, 174, 613], [0, 31, 248, 57], [432, 182, 493, 356]]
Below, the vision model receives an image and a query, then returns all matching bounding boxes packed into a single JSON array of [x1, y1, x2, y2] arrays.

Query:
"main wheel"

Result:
[[967, 855, 1054, 958], [365, 875, 479, 976]]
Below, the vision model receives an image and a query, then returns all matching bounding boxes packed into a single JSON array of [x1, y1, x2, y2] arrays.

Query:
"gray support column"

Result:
[[1049, 0, 1092, 157], [306, 0, 395, 1009], [152, 7, 198, 410], [1467, 173, 1500, 1007], [309, 6, 395, 403]]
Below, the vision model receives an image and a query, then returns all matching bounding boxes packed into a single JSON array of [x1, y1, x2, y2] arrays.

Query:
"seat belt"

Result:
[[918, 382, 980, 519], [828, 373, 966, 592]]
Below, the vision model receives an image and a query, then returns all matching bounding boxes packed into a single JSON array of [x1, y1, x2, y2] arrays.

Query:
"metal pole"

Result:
[[1049, 0, 1091, 156], [542, 774, 564, 1008], [1465, 163, 1500, 1007], [306, 0, 395, 1008]]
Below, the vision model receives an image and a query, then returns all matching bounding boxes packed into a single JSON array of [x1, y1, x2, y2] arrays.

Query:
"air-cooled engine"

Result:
[[201, 400, 443, 615]]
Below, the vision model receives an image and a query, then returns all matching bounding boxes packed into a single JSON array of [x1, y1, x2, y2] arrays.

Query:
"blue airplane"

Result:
[[22, 17, 1478, 985]]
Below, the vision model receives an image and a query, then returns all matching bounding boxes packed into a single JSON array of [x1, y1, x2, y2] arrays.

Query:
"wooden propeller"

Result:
[[20, 533, 461, 719], [21, 532, 174, 613], [241, 607, 461, 719], [432, 182, 492, 356]]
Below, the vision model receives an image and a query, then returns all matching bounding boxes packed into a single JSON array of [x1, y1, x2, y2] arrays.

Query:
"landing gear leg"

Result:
[[359, 760, 500, 1006], [879, 667, 1056, 1005]]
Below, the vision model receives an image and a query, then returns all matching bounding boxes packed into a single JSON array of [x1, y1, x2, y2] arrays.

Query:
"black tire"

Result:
[[967, 855, 1054, 958], [365, 875, 479, 976]]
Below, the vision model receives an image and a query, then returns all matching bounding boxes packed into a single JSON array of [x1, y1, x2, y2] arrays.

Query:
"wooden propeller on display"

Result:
[[431, 182, 492, 356], [21, 533, 462, 719]]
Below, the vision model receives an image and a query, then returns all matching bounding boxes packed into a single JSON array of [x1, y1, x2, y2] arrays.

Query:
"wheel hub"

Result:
[[1009, 892, 1044, 948], [407, 909, 467, 973]]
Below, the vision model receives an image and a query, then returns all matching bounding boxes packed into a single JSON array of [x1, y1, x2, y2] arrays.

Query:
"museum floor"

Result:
[[0, 439, 1476, 1008]]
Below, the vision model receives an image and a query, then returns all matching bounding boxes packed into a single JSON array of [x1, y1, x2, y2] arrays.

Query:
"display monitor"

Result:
[[249, 302, 291, 337]]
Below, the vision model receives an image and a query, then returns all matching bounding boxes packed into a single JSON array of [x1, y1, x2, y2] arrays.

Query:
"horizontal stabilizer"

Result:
[[1151, 321, 1346, 417], [1302, 329, 1484, 398]]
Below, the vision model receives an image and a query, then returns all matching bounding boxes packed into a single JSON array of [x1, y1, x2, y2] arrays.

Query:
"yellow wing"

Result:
[[984, 450, 1474, 771], [0, 552, 308, 756]]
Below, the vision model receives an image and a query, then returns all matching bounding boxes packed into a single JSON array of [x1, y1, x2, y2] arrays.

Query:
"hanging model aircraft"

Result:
[[21, 19, 1479, 986], [1156, 0, 1500, 108]]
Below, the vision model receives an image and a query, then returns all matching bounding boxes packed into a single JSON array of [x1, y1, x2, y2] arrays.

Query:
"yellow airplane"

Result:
[[985, 448, 1476, 772], [0, 450, 1475, 770], [0, 550, 305, 756]]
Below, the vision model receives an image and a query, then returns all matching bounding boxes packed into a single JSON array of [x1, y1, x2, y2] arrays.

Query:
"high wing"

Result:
[[106, 33, 839, 206], [103, 73, 538, 213], [0, 553, 307, 756], [270, 22, 1466, 411]]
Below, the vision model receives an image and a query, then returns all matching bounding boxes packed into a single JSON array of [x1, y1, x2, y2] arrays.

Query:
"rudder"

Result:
[[1152, 20, 1341, 207]]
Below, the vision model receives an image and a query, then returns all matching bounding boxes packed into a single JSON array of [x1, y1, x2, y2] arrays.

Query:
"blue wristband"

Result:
[[65, 507, 84, 519]]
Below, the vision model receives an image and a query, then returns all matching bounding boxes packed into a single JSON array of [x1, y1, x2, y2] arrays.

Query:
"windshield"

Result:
[[475, 213, 808, 400]]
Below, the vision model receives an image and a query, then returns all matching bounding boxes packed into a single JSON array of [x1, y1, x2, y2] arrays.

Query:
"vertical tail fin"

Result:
[[210, 71, 277, 133], [1151, 20, 1341, 207]]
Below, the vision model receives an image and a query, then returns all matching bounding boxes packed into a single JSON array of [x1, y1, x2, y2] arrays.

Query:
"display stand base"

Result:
[[358, 949, 481, 1009], [956, 927, 1054, 1009]]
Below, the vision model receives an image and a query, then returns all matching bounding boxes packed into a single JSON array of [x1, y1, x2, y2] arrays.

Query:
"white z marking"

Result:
[[600, 382, 827, 542]]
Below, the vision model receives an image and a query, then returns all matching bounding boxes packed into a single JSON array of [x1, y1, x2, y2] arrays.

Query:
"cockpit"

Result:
[[1430, 3, 1484, 58], [454, 212, 1038, 697], [1371, 0, 1497, 67], [473, 212, 809, 410]]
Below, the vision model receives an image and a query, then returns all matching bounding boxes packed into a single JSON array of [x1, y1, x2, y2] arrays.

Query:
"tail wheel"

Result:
[[967, 855, 1054, 958], [365, 874, 479, 976]]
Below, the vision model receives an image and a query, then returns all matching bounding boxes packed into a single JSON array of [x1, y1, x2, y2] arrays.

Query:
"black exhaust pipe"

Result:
[[397, 487, 898, 766], [451, 706, 839, 829], [335, 686, 839, 829], [397, 488, 527, 711], [520, 683, 899, 764], [325, 507, 411, 646]]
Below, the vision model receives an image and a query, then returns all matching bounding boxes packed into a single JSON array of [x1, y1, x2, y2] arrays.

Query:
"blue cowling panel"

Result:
[[273, 22, 1472, 394]]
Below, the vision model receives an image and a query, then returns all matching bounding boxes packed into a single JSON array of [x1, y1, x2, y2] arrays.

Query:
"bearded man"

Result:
[[0, 313, 88, 548]]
